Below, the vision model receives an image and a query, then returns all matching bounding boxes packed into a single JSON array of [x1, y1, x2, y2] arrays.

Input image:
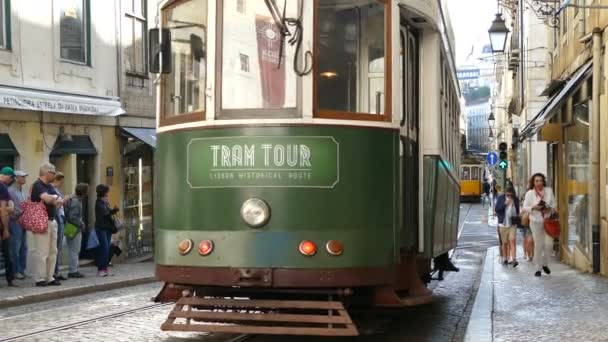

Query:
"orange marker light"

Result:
[[326, 240, 344, 256], [198, 240, 214, 256], [299, 240, 317, 256], [178, 239, 193, 255]]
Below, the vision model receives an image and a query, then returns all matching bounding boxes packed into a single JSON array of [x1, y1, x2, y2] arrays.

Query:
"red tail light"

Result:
[[326, 240, 344, 256], [198, 240, 214, 256], [299, 240, 317, 256]]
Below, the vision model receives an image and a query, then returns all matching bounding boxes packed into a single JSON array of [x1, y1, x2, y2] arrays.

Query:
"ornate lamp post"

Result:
[[488, 13, 510, 53]]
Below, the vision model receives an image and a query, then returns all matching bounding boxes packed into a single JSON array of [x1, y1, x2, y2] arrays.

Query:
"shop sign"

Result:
[[186, 136, 340, 188], [0, 91, 124, 116]]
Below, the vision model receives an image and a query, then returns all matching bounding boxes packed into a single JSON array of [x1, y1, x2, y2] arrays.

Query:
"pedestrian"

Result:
[[495, 186, 520, 268], [52, 172, 67, 281], [0, 167, 17, 287], [64, 183, 88, 278], [519, 192, 534, 262], [30, 162, 65, 286], [523, 173, 556, 277], [482, 179, 491, 208], [94, 184, 119, 277], [8, 170, 28, 279]]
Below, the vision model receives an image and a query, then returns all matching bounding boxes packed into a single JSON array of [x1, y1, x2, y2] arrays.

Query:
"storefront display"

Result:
[[122, 133, 154, 258]]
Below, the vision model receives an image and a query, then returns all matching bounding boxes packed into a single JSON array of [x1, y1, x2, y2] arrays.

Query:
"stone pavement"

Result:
[[466, 246, 608, 342], [0, 261, 155, 308]]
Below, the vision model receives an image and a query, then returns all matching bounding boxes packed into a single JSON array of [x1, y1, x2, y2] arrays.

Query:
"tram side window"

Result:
[[161, 0, 207, 122], [315, 0, 387, 117], [221, 0, 298, 112]]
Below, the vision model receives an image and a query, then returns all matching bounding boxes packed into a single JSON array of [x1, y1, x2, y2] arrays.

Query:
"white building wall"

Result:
[[530, 141, 548, 176], [0, 0, 119, 98]]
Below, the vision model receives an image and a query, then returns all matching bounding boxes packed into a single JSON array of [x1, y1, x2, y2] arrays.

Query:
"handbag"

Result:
[[64, 222, 79, 239], [111, 215, 122, 234], [544, 213, 561, 239], [19, 200, 48, 234], [86, 229, 100, 250], [520, 212, 530, 227]]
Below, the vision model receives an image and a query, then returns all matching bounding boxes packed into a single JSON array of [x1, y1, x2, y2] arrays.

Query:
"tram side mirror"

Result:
[[149, 28, 171, 74], [190, 34, 205, 61]]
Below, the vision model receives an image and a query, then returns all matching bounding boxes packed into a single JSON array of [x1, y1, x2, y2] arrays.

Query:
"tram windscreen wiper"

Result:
[[263, 0, 312, 76]]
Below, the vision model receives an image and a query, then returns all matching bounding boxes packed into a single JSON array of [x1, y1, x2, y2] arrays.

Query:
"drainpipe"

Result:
[[591, 28, 602, 273]]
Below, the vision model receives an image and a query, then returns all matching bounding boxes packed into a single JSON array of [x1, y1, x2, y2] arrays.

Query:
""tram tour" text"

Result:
[[210, 144, 312, 169]]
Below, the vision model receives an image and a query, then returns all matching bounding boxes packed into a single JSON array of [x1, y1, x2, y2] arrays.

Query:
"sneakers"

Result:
[[35, 281, 48, 287], [15, 273, 25, 280], [534, 271, 542, 277], [98, 270, 108, 277], [7, 281, 19, 287], [542, 266, 551, 275], [68, 272, 85, 278], [47, 279, 62, 286]]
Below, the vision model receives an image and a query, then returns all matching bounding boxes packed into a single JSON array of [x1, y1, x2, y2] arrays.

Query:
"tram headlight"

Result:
[[240, 198, 271, 228]]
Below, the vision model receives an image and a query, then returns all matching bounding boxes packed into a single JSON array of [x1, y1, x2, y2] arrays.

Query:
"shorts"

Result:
[[519, 226, 532, 237], [499, 226, 517, 243]]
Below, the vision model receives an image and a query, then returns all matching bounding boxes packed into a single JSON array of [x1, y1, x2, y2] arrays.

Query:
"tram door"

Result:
[[399, 24, 420, 250]]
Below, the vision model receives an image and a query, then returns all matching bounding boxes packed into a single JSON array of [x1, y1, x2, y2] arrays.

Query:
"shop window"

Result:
[[0, 0, 10, 50], [160, 0, 207, 124], [59, 0, 90, 65], [123, 139, 154, 258], [314, 0, 390, 120], [221, 0, 298, 114], [124, 0, 147, 75], [566, 100, 590, 255]]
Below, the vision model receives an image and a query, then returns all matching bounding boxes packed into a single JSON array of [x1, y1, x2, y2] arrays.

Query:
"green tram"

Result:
[[151, 0, 461, 336]]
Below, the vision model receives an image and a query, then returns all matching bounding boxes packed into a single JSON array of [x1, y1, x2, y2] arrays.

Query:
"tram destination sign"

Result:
[[186, 136, 340, 188]]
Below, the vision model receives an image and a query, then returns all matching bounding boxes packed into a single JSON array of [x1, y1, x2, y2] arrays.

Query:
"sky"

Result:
[[447, 0, 498, 65]]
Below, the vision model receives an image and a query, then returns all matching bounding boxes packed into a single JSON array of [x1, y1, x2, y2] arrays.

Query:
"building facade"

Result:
[[0, 0, 156, 261], [498, 0, 608, 275]]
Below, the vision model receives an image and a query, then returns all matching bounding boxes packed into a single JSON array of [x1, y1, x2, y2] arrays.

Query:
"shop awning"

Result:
[[121, 127, 156, 148], [0, 134, 18, 155], [51, 135, 97, 156], [0, 85, 125, 116], [519, 60, 592, 140]]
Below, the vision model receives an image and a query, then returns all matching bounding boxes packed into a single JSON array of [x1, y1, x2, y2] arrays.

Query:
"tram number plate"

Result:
[[232, 268, 273, 287], [186, 136, 340, 188]]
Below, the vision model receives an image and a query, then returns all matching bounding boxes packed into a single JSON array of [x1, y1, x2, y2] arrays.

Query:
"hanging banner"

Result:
[[255, 15, 285, 108]]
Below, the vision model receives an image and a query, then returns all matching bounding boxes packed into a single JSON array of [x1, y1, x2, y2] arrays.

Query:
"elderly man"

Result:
[[30, 163, 66, 287], [9, 170, 28, 279], [0, 166, 17, 287]]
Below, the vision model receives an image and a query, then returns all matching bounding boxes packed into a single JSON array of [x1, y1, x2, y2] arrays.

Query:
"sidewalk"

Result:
[[0, 261, 156, 309], [465, 246, 608, 342]]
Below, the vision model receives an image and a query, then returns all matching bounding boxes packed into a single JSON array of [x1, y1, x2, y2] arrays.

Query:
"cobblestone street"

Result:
[[0, 204, 494, 342]]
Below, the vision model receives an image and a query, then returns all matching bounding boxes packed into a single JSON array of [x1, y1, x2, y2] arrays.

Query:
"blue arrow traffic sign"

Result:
[[487, 151, 498, 166]]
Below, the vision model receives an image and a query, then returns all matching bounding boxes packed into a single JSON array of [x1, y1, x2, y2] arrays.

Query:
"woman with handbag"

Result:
[[94, 184, 119, 277], [523, 173, 557, 277]]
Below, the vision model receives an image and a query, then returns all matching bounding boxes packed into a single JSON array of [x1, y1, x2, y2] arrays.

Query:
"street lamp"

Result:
[[488, 13, 510, 53], [488, 128, 494, 138], [488, 112, 496, 127]]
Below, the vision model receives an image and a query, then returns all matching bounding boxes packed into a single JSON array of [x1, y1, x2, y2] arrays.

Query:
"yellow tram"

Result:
[[460, 164, 484, 202]]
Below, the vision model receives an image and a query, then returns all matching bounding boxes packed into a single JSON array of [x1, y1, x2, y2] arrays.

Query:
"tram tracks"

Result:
[[1, 303, 172, 341], [1, 299, 257, 342]]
